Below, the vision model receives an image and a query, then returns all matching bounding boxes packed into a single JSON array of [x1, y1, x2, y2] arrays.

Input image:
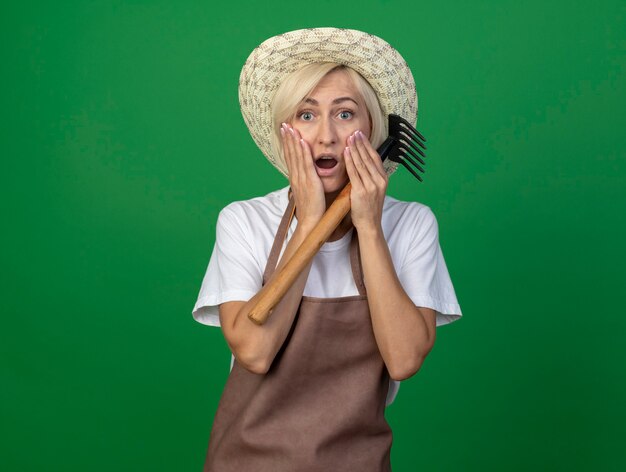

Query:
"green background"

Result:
[[2, 1, 625, 470]]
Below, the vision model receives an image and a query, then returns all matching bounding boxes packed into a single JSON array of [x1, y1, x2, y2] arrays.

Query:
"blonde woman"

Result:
[[193, 28, 462, 471]]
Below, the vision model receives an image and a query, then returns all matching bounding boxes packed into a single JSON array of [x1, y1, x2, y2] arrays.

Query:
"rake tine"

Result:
[[400, 133, 427, 157], [399, 120, 427, 145], [390, 154, 424, 181], [400, 134, 426, 157], [400, 136, 426, 165], [398, 139, 426, 166], [399, 141, 426, 166], [398, 147, 426, 174], [399, 131, 427, 156]]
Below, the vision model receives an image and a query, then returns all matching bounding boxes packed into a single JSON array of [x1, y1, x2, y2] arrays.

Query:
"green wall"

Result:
[[2, 1, 625, 470]]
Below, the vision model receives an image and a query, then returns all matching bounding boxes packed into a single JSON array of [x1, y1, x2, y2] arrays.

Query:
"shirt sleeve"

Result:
[[397, 205, 462, 327], [192, 206, 263, 327]]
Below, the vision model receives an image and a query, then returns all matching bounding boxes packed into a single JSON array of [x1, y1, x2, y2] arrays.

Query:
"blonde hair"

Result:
[[270, 63, 387, 175]]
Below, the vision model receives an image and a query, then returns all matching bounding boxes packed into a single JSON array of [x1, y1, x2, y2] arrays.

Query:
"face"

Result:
[[290, 69, 371, 193]]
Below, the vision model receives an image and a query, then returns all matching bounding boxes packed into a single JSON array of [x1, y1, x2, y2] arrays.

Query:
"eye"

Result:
[[299, 111, 314, 121], [338, 110, 353, 120]]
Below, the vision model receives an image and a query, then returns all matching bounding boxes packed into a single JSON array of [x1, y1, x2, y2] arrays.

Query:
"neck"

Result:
[[324, 188, 342, 209], [289, 185, 353, 242], [324, 187, 353, 242]]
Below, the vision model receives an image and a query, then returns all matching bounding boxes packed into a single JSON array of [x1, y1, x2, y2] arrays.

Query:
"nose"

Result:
[[316, 117, 337, 146]]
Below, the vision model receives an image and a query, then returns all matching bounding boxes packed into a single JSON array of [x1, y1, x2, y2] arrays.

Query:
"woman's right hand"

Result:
[[281, 123, 326, 229]]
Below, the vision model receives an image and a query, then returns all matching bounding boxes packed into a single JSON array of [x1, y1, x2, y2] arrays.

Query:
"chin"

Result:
[[322, 176, 349, 195]]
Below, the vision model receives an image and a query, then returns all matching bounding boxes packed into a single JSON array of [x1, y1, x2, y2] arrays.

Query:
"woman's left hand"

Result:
[[344, 130, 388, 233]]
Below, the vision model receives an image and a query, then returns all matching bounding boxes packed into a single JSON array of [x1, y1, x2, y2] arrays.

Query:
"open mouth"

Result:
[[315, 157, 338, 169]]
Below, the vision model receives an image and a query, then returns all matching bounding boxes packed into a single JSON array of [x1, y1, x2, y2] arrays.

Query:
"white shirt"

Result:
[[193, 187, 462, 404]]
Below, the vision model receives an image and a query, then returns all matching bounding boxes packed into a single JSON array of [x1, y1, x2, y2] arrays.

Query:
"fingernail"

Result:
[[280, 127, 285, 136], [356, 130, 362, 139], [349, 135, 354, 145], [345, 146, 351, 155]]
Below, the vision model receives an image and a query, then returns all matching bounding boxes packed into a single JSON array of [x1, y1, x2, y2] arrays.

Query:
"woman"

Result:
[[193, 28, 462, 471]]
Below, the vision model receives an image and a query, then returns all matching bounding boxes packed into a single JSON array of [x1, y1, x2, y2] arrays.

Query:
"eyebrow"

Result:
[[303, 96, 359, 106]]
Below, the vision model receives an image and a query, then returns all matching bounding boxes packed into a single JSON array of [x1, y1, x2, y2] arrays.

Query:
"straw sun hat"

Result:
[[238, 27, 418, 177]]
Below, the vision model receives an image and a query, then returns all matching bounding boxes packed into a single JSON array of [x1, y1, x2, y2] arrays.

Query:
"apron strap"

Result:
[[262, 191, 367, 296], [263, 193, 296, 285], [349, 231, 366, 296]]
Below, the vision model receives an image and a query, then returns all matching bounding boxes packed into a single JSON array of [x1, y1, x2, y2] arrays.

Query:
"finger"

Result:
[[284, 124, 304, 182], [288, 125, 309, 181], [344, 144, 363, 189], [299, 137, 318, 180], [355, 130, 387, 181], [348, 132, 376, 185], [354, 130, 386, 182], [280, 124, 295, 177]]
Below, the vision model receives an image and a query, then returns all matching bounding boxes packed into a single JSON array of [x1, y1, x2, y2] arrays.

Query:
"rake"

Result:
[[248, 114, 427, 325]]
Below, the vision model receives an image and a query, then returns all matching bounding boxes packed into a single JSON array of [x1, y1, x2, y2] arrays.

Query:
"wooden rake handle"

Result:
[[247, 183, 353, 325]]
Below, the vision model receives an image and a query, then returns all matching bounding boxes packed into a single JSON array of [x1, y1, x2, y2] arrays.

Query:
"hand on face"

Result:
[[281, 123, 387, 233], [280, 123, 326, 228], [344, 130, 388, 232]]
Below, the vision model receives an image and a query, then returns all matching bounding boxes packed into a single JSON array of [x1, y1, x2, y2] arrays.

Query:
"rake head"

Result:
[[376, 114, 427, 182]]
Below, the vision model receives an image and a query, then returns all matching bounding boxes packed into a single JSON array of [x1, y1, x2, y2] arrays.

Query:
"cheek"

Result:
[[289, 122, 312, 141], [360, 116, 372, 139], [346, 116, 371, 139]]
